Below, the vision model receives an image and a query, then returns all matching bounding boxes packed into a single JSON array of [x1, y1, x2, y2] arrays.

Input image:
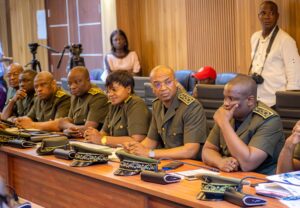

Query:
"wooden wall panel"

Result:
[[116, 0, 187, 75], [186, 0, 236, 72], [116, 0, 300, 76], [0, 0, 11, 56], [9, 0, 48, 71]]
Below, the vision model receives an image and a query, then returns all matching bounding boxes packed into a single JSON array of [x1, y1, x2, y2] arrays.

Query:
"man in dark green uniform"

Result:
[[15, 67, 108, 137], [4, 63, 24, 105], [1, 69, 37, 121], [59, 66, 109, 137], [15, 71, 70, 127], [202, 75, 284, 175], [277, 120, 300, 173], [124, 65, 207, 160]]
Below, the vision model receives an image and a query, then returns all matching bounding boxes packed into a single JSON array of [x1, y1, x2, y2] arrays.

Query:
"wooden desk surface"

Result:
[[0, 146, 286, 208]]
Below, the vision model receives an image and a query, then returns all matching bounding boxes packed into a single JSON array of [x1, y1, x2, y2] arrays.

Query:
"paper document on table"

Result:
[[171, 168, 219, 180], [280, 198, 300, 208], [255, 182, 300, 199], [69, 141, 121, 162], [267, 171, 300, 186]]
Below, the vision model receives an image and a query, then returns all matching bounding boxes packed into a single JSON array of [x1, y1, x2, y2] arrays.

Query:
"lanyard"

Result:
[[248, 26, 279, 75]]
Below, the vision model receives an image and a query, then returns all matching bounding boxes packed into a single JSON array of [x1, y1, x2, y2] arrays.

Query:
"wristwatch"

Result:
[[101, 136, 107, 146], [148, 149, 155, 158]]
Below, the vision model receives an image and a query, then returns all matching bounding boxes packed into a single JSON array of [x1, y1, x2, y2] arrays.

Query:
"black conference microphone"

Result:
[[224, 176, 267, 207]]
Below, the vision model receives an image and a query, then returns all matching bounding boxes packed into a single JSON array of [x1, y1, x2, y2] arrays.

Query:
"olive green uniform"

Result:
[[68, 86, 109, 129], [294, 144, 300, 160], [148, 88, 207, 149], [207, 101, 285, 175], [5, 87, 17, 105], [13, 93, 35, 117], [102, 95, 151, 136], [27, 88, 70, 122]]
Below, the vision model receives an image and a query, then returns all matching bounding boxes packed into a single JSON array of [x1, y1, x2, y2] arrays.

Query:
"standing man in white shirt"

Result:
[[250, 1, 300, 107]]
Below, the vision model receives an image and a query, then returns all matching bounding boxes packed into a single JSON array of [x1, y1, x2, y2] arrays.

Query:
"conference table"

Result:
[[0, 145, 286, 208]]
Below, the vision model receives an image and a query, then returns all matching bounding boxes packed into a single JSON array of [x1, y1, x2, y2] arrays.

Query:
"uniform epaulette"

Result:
[[56, 89, 66, 98], [178, 92, 195, 105], [253, 105, 274, 119], [88, 87, 103, 95], [124, 96, 132, 103], [152, 98, 159, 103]]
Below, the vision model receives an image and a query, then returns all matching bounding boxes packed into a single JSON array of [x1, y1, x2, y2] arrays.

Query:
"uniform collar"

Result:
[[162, 88, 181, 125]]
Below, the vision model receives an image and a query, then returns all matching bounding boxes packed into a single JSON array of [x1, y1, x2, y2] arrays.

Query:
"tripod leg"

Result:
[[37, 61, 41, 72]]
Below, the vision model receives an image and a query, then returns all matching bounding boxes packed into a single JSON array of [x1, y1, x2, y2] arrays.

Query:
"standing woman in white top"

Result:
[[102, 29, 141, 81]]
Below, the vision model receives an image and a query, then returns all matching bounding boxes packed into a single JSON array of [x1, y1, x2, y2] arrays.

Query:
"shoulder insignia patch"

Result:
[[152, 98, 159, 103], [253, 106, 274, 119], [56, 89, 66, 98], [88, 87, 102, 95], [178, 93, 195, 105], [124, 96, 132, 104]]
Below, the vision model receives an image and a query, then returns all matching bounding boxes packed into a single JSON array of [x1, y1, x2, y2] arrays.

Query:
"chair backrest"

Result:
[[90, 69, 104, 80], [215, 73, 237, 85], [275, 91, 300, 138], [91, 80, 106, 91], [134, 76, 150, 99], [144, 82, 156, 111], [195, 84, 224, 131], [61, 77, 69, 92], [175, 70, 196, 94]]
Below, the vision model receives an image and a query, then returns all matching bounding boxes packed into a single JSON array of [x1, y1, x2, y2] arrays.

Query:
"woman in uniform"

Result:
[[84, 70, 151, 147]]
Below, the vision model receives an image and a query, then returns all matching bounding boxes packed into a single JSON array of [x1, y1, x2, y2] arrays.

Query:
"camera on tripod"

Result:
[[57, 43, 85, 72], [28, 43, 39, 55], [251, 73, 264, 84], [26, 42, 59, 72], [69, 43, 82, 57]]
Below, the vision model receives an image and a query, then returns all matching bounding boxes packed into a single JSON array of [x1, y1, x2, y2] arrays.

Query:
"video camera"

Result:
[[57, 43, 85, 72], [25, 42, 59, 72], [251, 73, 264, 84]]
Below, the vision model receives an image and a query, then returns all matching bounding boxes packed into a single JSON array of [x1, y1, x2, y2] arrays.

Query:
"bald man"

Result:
[[4, 63, 24, 105], [1, 69, 37, 121], [202, 75, 284, 175], [15, 71, 70, 127], [124, 65, 206, 160], [15, 67, 109, 137]]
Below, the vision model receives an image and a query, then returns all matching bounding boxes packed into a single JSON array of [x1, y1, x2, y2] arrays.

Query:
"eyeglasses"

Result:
[[258, 11, 276, 17], [152, 79, 174, 89], [6, 72, 20, 78]]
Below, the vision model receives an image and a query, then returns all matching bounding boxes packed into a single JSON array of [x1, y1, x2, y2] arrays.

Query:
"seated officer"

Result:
[[1, 69, 37, 121], [84, 70, 151, 146], [277, 120, 300, 173], [123, 65, 207, 159], [202, 75, 284, 175], [15, 67, 108, 137], [4, 63, 23, 105], [15, 71, 70, 126]]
